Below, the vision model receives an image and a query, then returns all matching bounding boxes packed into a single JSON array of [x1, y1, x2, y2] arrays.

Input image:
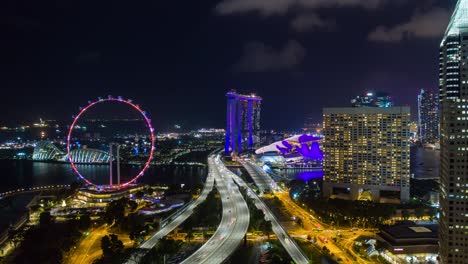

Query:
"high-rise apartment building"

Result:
[[351, 91, 394, 108], [322, 107, 411, 203], [418, 89, 439, 143], [225, 91, 261, 154], [439, 1, 468, 263]]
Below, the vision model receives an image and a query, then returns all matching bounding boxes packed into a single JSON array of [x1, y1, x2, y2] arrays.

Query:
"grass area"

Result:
[[229, 243, 255, 263], [180, 189, 222, 232], [263, 196, 293, 222], [293, 238, 324, 263], [6, 216, 84, 264]]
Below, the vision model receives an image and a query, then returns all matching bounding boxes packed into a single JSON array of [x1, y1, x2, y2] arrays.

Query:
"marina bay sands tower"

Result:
[[225, 91, 262, 154], [439, 0, 468, 263]]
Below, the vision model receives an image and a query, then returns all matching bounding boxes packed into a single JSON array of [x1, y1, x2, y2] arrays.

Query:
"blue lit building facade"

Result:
[[351, 92, 393, 108], [225, 91, 261, 154], [417, 89, 439, 143]]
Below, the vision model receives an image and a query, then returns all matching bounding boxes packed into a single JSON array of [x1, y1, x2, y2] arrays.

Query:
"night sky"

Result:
[[0, 0, 456, 130]]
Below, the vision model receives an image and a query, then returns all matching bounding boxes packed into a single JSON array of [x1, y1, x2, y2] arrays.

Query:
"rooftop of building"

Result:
[[444, 0, 468, 39], [226, 90, 262, 101], [78, 184, 145, 195], [379, 222, 438, 244], [323, 106, 410, 114]]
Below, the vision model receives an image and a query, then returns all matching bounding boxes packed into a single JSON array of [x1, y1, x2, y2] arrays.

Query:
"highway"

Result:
[[239, 159, 280, 193], [241, 159, 377, 263], [124, 158, 215, 263], [180, 154, 250, 264], [223, 160, 310, 264], [241, 155, 376, 263], [276, 191, 377, 263]]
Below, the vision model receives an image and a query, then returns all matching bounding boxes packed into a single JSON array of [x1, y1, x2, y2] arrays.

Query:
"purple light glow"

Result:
[[296, 170, 323, 182], [295, 142, 323, 160], [276, 140, 293, 154]]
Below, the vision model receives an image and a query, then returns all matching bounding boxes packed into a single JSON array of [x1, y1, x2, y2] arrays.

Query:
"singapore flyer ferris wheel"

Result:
[[67, 96, 155, 188]]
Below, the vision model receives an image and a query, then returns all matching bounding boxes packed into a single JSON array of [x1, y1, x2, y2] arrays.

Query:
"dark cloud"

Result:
[[76, 51, 102, 64], [1, 15, 41, 30], [215, 0, 387, 16], [291, 13, 337, 31], [368, 7, 451, 42], [233, 40, 306, 72]]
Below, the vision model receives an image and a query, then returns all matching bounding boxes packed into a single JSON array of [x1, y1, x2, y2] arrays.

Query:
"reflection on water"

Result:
[[410, 146, 439, 179], [0, 160, 206, 192], [273, 169, 323, 182], [295, 170, 323, 182]]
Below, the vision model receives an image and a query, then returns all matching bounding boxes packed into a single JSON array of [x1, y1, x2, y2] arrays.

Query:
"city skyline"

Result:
[[0, 1, 458, 264], [0, 0, 458, 129]]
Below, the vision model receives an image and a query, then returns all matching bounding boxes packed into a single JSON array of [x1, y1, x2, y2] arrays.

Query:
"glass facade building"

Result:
[[225, 91, 262, 154], [418, 89, 439, 143], [32, 141, 110, 163], [439, 1, 468, 263], [351, 92, 394, 108], [322, 107, 411, 203]]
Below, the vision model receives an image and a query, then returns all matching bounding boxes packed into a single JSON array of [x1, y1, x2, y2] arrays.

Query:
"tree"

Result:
[[260, 220, 273, 240], [104, 198, 128, 225], [428, 207, 438, 221], [8, 229, 22, 248], [128, 200, 138, 211], [39, 212, 53, 228], [79, 213, 92, 230], [186, 231, 194, 242], [145, 187, 154, 196], [415, 207, 425, 219], [296, 217, 304, 228], [101, 234, 124, 259], [401, 209, 410, 220], [69, 181, 83, 194], [157, 237, 181, 259], [135, 191, 145, 200]]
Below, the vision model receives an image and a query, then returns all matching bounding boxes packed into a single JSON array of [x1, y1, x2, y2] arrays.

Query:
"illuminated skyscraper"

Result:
[[439, 1, 468, 263], [225, 91, 261, 154], [351, 91, 393, 108], [322, 107, 411, 203], [418, 89, 439, 143]]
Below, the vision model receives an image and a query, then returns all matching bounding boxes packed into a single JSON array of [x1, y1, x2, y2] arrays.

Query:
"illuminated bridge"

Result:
[[0, 185, 71, 199]]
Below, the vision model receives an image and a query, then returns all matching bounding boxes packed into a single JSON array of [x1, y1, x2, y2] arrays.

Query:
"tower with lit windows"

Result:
[[418, 89, 439, 143], [439, 1, 468, 263], [322, 107, 411, 203], [225, 91, 261, 154]]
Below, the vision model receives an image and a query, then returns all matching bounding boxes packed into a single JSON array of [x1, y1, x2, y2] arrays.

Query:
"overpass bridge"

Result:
[[0, 185, 71, 200]]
